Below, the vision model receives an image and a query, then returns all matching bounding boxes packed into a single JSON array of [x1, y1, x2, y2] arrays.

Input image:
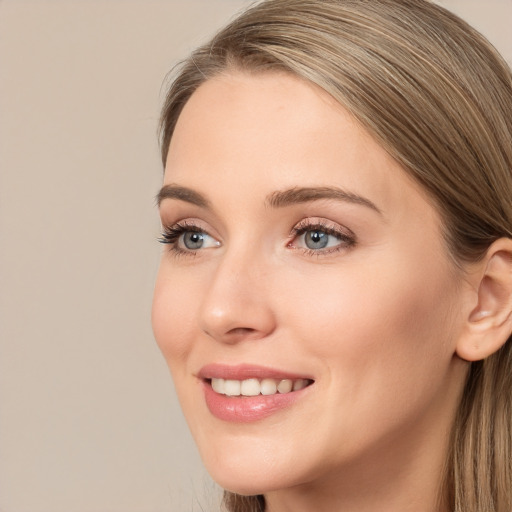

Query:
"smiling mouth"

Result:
[[208, 377, 314, 397]]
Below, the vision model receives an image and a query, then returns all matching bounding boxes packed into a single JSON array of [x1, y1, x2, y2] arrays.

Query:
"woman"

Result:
[[152, 1, 512, 511]]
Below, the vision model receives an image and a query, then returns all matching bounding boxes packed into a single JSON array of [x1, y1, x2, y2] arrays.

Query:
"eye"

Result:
[[289, 219, 355, 255], [159, 222, 220, 254], [302, 229, 337, 250], [182, 231, 208, 250]]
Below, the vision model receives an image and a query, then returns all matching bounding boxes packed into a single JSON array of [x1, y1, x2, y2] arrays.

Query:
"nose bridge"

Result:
[[198, 242, 275, 343]]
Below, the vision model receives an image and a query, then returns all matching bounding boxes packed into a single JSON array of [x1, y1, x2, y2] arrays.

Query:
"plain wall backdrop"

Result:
[[1, 1, 511, 511]]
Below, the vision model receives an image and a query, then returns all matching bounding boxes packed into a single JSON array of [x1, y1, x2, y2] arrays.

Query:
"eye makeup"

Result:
[[288, 218, 356, 257], [159, 216, 356, 259], [159, 220, 220, 256]]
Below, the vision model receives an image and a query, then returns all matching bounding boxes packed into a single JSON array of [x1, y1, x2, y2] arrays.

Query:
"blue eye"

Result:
[[291, 221, 355, 254], [159, 224, 220, 254], [182, 231, 206, 250], [304, 229, 330, 249]]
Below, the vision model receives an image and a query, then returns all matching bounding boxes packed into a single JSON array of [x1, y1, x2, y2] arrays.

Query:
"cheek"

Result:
[[278, 252, 459, 388], [268, 256, 462, 468], [152, 271, 206, 442], [151, 266, 197, 367]]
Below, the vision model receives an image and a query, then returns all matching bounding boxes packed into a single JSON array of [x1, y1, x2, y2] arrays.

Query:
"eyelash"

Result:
[[289, 220, 356, 256], [158, 221, 205, 257], [158, 219, 356, 257]]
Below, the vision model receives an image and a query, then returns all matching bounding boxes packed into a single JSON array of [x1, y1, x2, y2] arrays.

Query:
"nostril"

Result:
[[224, 327, 260, 342], [227, 327, 256, 336], [221, 326, 270, 343]]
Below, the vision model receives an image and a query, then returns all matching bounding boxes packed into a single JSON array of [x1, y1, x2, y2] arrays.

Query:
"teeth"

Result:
[[260, 378, 277, 395], [240, 378, 260, 396], [293, 379, 308, 391], [277, 379, 293, 393], [210, 377, 311, 397], [211, 378, 225, 394], [224, 379, 241, 396]]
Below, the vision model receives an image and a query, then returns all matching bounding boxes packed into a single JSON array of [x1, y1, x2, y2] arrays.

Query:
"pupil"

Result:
[[184, 231, 204, 249], [306, 230, 328, 249]]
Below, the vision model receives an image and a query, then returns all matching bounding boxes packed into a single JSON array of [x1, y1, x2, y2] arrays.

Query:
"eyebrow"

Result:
[[156, 184, 210, 208], [266, 186, 382, 214], [157, 184, 381, 215]]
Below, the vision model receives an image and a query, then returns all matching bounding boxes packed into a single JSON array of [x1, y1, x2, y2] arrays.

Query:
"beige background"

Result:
[[1, 1, 511, 511]]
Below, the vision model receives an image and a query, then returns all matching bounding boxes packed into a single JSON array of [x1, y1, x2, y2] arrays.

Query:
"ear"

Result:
[[456, 238, 512, 362]]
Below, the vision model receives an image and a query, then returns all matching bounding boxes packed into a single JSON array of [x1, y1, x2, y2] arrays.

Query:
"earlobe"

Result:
[[456, 238, 512, 362]]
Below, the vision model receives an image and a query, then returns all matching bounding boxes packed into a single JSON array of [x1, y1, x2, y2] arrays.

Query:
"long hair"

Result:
[[159, 1, 512, 510]]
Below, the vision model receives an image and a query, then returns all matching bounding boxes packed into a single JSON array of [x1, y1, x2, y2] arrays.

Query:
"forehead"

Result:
[[168, 71, 363, 161], [164, 71, 435, 222]]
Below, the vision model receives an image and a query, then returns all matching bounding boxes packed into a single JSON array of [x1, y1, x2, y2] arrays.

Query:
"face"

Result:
[[152, 72, 469, 497]]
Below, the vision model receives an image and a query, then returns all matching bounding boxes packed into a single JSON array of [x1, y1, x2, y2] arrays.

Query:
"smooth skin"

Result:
[[152, 72, 512, 512]]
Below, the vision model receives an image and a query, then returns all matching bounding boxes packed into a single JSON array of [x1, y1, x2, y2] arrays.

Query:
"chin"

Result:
[[198, 445, 273, 494], [197, 434, 320, 497], [208, 465, 292, 496]]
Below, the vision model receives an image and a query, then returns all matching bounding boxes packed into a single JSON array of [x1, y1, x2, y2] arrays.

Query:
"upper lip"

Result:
[[197, 363, 313, 381]]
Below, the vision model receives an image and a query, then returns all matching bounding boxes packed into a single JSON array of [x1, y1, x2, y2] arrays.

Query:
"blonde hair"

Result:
[[159, 1, 512, 510]]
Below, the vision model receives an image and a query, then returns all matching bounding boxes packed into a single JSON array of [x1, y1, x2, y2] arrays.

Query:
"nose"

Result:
[[198, 249, 276, 344]]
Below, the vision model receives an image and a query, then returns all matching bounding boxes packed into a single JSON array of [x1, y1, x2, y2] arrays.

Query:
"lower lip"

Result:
[[203, 381, 310, 423]]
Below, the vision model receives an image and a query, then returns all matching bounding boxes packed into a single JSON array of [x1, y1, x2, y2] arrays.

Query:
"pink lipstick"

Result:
[[198, 364, 314, 422]]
